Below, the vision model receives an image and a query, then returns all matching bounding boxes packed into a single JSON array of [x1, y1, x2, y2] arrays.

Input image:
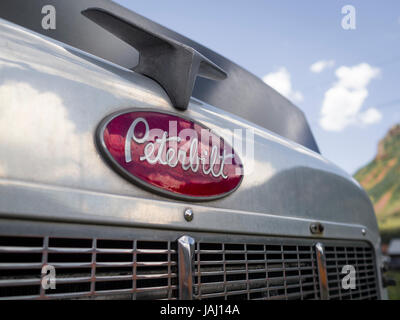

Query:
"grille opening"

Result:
[[0, 253, 42, 263], [201, 296, 220, 301], [97, 253, 132, 263], [97, 239, 133, 249], [96, 267, 132, 278], [267, 253, 282, 260], [249, 271, 266, 280], [200, 275, 223, 284], [250, 291, 267, 299], [0, 268, 41, 279], [136, 266, 169, 275], [247, 253, 264, 260], [247, 244, 264, 251], [48, 253, 91, 263], [0, 285, 39, 298], [56, 268, 92, 277], [199, 243, 222, 251], [46, 282, 91, 295], [224, 243, 244, 251], [79, 293, 132, 300], [137, 253, 168, 262], [49, 238, 92, 248], [224, 264, 246, 272], [266, 245, 281, 251], [200, 254, 222, 262], [284, 253, 298, 260], [225, 253, 245, 261], [137, 241, 168, 250], [136, 288, 176, 300], [137, 277, 168, 288], [96, 280, 132, 291], [226, 273, 246, 282], [226, 293, 247, 300], [0, 236, 43, 247], [267, 270, 284, 278], [269, 277, 285, 287], [299, 252, 311, 259]]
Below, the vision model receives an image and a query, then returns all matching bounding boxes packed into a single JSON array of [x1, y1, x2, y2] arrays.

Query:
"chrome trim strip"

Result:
[[315, 242, 329, 300], [177, 235, 195, 300], [0, 179, 378, 246]]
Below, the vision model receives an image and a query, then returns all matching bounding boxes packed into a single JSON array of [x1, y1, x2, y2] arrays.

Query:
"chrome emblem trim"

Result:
[[95, 109, 244, 202]]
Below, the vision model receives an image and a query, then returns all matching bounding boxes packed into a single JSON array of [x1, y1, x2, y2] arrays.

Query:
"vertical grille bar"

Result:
[[310, 246, 319, 299], [296, 246, 303, 300], [39, 236, 48, 298], [223, 243, 227, 300], [281, 245, 287, 300], [132, 240, 137, 300], [90, 238, 96, 295], [177, 236, 195, 300], [167, 241, 171, 300], [264, 244, 270, 300], [315, 242, 329, 300], [245, 244, 249, 300]]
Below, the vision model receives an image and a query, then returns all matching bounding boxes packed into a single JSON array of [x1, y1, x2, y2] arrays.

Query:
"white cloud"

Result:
[[319, 63, 382, 131], [335, 63, 380, 89], [360, 107, 382, 124], [262, 67, 303, 103], [310, 60, 335, 73]]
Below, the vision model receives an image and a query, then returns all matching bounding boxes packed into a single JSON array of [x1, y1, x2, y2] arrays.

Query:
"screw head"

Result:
[[361, 228, 366, 236], [310, 222, 324, 235], [184, 208, 193, 222]]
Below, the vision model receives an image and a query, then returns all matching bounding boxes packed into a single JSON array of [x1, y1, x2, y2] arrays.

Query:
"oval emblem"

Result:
[[97, 110, 243, 200]]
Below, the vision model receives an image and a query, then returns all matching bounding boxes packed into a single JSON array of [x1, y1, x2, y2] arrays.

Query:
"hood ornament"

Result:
[[82, 8, 227, 110]]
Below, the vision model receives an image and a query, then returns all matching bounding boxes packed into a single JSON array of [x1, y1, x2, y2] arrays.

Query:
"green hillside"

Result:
[[354, 124, 400, 243]]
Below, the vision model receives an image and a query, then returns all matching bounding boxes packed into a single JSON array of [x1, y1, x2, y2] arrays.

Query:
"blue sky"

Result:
[[114, 0, 400, 174]]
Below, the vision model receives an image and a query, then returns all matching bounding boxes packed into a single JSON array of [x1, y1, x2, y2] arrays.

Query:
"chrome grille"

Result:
[[194, 242, 320, 300], [194, 240, 379, 300], [0, 235, 178, 300], [0, 220, 380, 300], [325, 244, 378, 300]]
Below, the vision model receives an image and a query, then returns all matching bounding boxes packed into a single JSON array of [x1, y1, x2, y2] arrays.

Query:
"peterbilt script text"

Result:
[[125, 117, 235, 179]]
